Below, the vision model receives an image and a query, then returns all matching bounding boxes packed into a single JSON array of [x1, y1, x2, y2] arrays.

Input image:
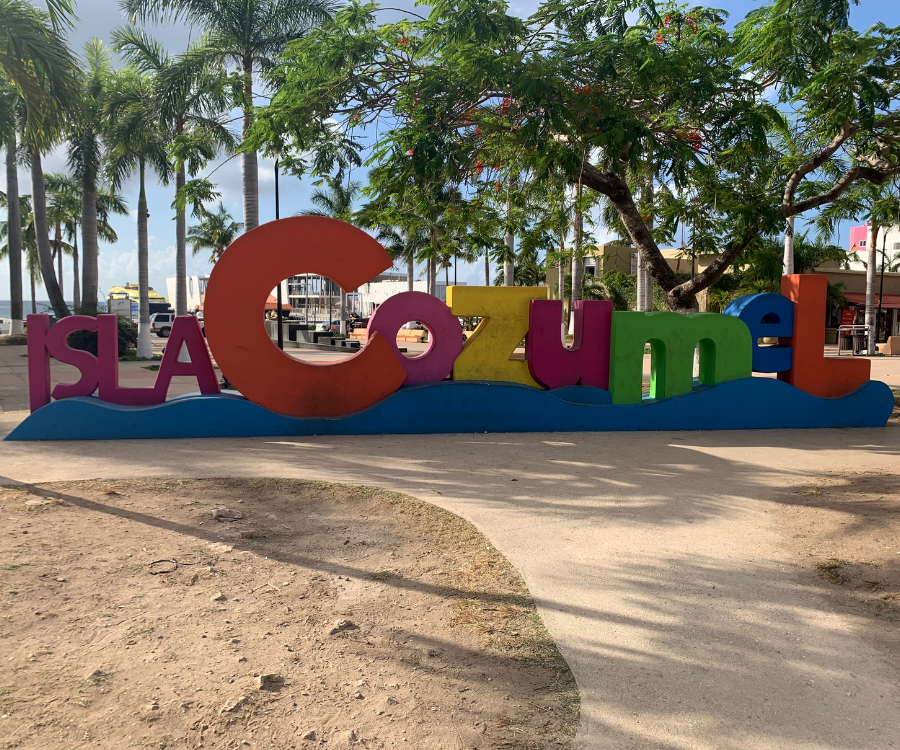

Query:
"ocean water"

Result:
[[0, 301, 76, 319]]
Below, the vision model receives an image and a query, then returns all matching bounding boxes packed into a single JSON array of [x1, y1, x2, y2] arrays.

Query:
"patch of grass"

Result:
[[142, 364, 160, 371], [816, 558, 852, 584], [370, 570, 401, 581], [125, 624, 156, 638], [84, 670, 110, 687], [118, 352, 162, 362], [864, 580, 885, 591]]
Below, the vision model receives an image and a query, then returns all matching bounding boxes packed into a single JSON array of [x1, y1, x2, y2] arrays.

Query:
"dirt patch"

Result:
[[0, 335, 27, 346], [0, 479, 578, 749], [775, 472, 900, 671]]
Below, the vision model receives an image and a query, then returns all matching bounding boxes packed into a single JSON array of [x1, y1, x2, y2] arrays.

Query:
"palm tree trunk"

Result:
[[407, 255, 414, 292], [5, 138, 24, 334], [72, 227, 80, 310], [783, 216, 795, 275], [30, 147, 68, 320], [31, 274, 36, 314], [559, 237, 566, 338], [504, 180, 514, 285], [137, 161, 152, 359], [866, 224, 879, 355], [339, 290, 347, 335], [175, 162, 187, 315], [80, 180, 99, 313], [571, 180, 584, 318], [484, 250, 490, 286], [241, 62, 259, 232], [55, 222, 63, 300]]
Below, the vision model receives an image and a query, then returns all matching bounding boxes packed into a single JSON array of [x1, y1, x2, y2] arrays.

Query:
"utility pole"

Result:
[[275, 157, 283, 350]]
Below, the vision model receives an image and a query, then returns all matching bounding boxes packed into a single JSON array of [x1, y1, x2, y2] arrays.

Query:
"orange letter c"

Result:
[[204, 216, 407, 417]]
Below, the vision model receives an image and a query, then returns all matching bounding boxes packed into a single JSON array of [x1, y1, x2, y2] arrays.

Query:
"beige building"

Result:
[[547, 244, 900, 342]]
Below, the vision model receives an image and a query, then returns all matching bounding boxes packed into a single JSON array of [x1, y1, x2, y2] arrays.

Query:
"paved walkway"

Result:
[[2, 410, 899, 748]]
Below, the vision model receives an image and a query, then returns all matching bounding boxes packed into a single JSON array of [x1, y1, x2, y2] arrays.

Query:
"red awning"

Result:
[[844, 292, 900, 309], [264, 294, 292, 311]]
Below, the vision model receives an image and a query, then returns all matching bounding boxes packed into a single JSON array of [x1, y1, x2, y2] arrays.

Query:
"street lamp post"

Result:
[[275, 157, 283, 350]]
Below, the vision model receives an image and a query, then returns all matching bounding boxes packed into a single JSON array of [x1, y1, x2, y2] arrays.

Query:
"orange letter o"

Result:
[[204, 216, 407, 417]]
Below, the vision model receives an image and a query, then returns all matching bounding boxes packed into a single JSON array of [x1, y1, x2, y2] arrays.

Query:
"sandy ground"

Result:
[[0, 478, 577, 750], [773, 472, 900, 670]]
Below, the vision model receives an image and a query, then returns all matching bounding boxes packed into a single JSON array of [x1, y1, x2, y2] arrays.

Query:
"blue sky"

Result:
[[2, 0, 899, 305]]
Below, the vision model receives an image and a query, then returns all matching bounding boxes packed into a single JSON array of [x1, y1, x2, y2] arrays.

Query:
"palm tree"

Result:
[[1, 81, 25, 334], [0, 193, 41, 314], [299, 179, 361, 332], [44, 172, 80, 306], [121, 0, 336, 237], [1, 0, 78, 321], [67, 38, 113, 313], [112, 27, 234, 315], [818, 178, 900, 354], [187, 202, 242, 263], [107, 66, 170, 359]]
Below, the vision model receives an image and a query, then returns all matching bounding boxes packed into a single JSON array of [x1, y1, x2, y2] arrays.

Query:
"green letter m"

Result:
[[609, 312, 752, 405]]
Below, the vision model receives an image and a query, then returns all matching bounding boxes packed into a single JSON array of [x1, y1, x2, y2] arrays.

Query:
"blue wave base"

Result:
[[5, 378, 893, 441]]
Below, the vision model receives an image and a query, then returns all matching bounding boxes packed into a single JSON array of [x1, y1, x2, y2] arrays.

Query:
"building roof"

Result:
[[844, 292, 900, 309]]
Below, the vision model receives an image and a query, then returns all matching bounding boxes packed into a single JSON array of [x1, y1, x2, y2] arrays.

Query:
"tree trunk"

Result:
[[31, 274, 36, 314], [783, 216, 795, 275], [241, 62, 259, 232], [484, 250, 490, 286], [866, 224, 879, 355], [339, 290, 347, 335], [175, 162, 187, 315], [571, 180, 584, 326], [558, 236, 566, 339], [80, 180, 99, 313], [30, 148, 68, 320], [55, 221, 63, 301], [504, 180, 514, 285], [407, 255, 414, 292], [637, 164, 655, 311], [580, 163, 707, 311], [72, 227, 80, 310], [5, 138, 24, 334], [137, 161, 152, 359]]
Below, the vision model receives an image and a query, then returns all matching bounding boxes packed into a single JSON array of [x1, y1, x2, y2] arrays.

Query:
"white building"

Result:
[[167, 272, 463, 321], [166, 275, 209, 311], [354, 274, 462, 317]]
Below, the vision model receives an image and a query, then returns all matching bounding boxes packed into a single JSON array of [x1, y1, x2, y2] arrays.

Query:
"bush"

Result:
[[68, 310, 139, 358]]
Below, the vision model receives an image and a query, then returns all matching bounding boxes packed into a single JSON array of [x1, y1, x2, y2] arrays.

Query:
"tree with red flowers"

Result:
[[250, 0, 900, 311]]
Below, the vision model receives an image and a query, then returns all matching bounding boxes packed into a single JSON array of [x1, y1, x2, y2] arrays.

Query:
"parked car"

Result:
[[150, 312, 174, 338]]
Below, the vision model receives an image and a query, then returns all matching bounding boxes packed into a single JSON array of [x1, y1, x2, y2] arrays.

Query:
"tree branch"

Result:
[[782, 119, 855, 209], [580, 162, 680, 292], [788, 164, 900, 216]]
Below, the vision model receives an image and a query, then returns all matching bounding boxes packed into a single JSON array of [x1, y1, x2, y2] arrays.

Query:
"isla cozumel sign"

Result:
[[7, 216, 893, 441]]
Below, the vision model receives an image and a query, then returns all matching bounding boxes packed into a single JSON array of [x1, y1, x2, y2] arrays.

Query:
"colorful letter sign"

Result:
[[7, 218, 893, 441]]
